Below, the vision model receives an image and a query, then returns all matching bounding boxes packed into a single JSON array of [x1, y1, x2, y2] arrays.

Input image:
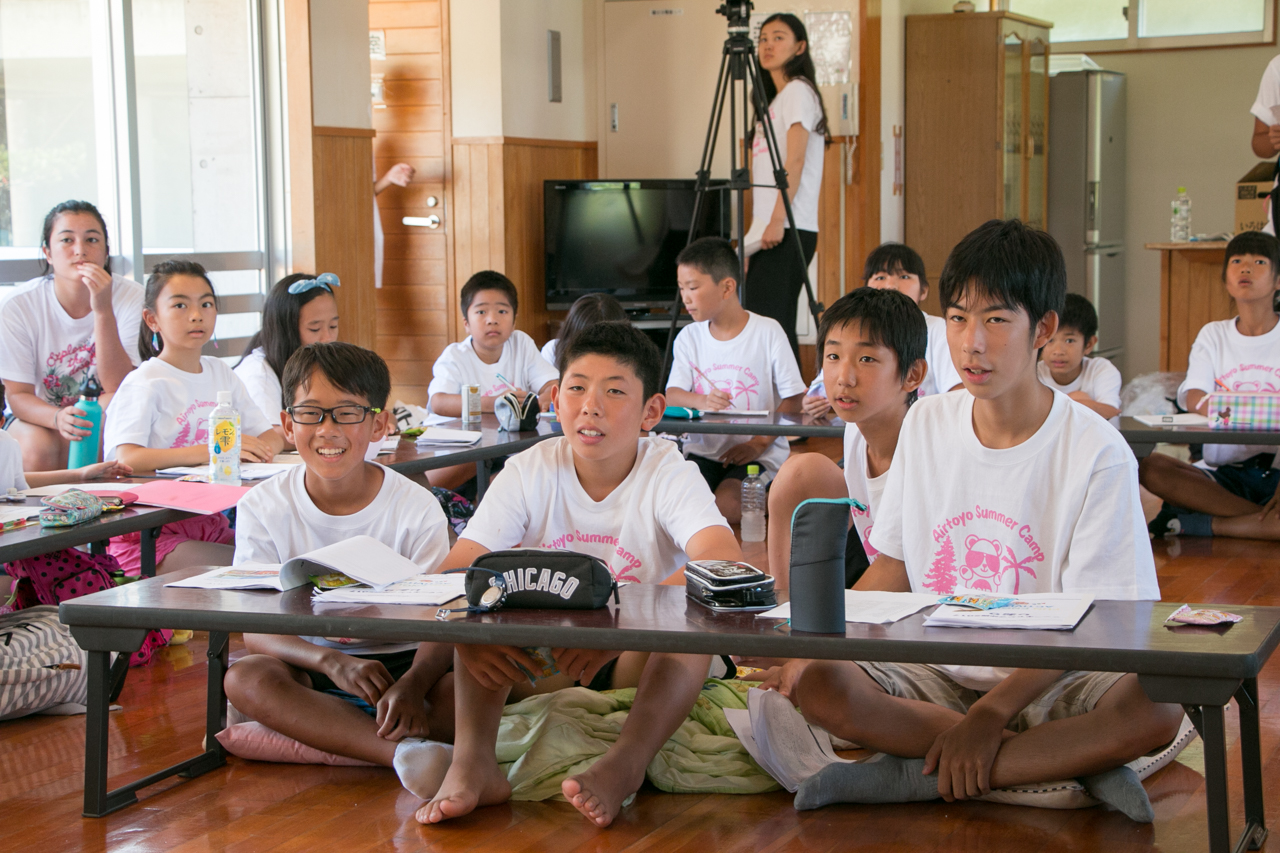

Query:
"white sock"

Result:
[[393, 738, 454, 799]]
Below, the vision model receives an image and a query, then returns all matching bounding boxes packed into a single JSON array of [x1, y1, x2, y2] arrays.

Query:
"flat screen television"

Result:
[[544, 180, 730, 311]]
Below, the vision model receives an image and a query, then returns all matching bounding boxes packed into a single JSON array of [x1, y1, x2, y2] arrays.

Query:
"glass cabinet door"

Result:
[[1002, 31, 1024, 220], [1025, 37, 1049, 229]]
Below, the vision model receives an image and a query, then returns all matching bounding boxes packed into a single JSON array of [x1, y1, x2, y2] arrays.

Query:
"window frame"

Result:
[[1015, 0, 1276, 54]]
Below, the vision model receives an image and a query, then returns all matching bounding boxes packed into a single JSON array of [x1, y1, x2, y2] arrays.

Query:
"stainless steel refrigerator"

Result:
[[1048, 70, 1127, 369]]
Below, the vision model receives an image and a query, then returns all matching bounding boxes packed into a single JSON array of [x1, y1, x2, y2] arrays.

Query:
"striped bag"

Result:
[[0, 605, 88, 721]]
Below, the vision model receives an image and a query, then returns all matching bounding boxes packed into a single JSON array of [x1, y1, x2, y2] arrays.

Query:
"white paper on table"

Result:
[[311, 573, 467, 606], [166, 563, 289, 591], [757, 590, 938, 624], [922, 591, 1094, 630], [21, 482, 139, 496], [376, 436, 402, 454], [712, 409, 770, 417], [415, 426, 482, 446], [270, 453, 305, 464], [156, 463, 293, 480], [1133, 413, 1209, 427], [0, 506, 40, 525], [281, 536, 423, 590]]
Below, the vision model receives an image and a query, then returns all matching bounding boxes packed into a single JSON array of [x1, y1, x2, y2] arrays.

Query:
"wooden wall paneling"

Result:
[[283, 0, 315, 273], [312, 131, 377, 350], [371, 0, 451, 406], [1158, 251, 1171, 371], [815, 139, 845, 310], [858, 0, 881, 283]]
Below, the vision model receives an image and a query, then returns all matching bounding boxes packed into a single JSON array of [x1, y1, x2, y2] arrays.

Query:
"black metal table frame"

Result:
[[61, 594, 1275, 853]]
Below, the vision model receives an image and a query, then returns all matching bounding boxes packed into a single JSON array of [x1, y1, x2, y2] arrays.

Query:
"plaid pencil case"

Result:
[[1207, 392, 1280, 431], [39, 489, 105, 527]]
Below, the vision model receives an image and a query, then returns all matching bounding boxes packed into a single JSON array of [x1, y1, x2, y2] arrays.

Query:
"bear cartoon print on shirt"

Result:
[[1218, 363, 1280, 393], [923, 506, 1045, 595], [173, 399, 217, 448]]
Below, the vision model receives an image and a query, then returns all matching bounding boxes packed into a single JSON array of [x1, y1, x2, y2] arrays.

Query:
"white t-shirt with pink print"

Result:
[[869, 389, 1158, 691], [460, 435, 730, 585], [1177, 317, 1280, 467], [668, 312, 807, 480], [842, 423, 888, 563], [103, 355, 273, 462], [427, 330, 559, 410]]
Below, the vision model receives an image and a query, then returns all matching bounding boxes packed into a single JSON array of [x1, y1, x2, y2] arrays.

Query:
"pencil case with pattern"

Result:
[[39, 489, 105, 527]]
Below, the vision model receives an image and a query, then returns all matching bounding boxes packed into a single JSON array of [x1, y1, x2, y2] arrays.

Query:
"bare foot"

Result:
[[561, 757, 645, 827], [415, 756, 511, 825]]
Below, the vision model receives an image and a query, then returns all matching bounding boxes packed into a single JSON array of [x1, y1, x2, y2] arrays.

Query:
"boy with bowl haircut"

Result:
[[428, 270, 558, 418], [789, 220, 1181, 822], [224, 342, 456, 800], [1037, 293, 1121, 425], [418, 322, 741, 829], [665, 237, 807, 522]]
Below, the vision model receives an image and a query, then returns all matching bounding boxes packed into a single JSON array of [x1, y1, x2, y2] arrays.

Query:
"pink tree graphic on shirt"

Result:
[[997, 545, 1038, 594], [924, 536, 958, 594]]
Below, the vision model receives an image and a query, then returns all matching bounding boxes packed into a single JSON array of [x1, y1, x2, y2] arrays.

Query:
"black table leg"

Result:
[[1236, 679, 1269, 850], [1128, 441, 1156, 459], [181, 630, 228, 777], [83, 649, 128, 817], [476, 459, 492, 501], [140, 526, 161, 578], [1187, 704, 1231, 853]]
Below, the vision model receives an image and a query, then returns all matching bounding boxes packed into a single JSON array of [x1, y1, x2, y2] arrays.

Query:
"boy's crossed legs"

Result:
[[419, 645, 711, 827], [793, 660, 1183, 821]]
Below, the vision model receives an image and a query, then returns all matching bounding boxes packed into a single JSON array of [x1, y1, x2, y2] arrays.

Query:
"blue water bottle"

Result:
[[67, 378, 103, 468]]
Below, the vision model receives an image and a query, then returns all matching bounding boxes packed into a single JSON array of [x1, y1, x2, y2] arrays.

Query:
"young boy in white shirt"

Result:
[[1142, 231, 1280, 540], [666, 238, 807, 522], [786, 219, 1182, 823], [1038, 293, 1121, 425], [223, 342, 456, 800], [862, 242, 962, 398], [417, 322, 740, 829], [765, 287, 927, 592]]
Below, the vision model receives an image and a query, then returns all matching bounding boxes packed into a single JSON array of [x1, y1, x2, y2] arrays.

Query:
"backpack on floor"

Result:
[[0, 605, 88, 720], [4, 549, 170, 667]]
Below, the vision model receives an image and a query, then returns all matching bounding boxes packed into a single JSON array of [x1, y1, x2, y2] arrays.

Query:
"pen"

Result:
[[1214, 378, 1230, 392], [493, 372, 520, 395], [691, 365, 727, 396]]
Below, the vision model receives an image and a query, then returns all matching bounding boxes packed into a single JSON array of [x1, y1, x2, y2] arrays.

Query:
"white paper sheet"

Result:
[[1132, 413, 1209, 427], [311, 573, 467, 606], [414, 426, 482, 446], [757, 590, 938, 624], [166, 564, 289, 591], [156, 463, 294, 480], [922, 592, 1094, 630], [21, 482, 139, 496]]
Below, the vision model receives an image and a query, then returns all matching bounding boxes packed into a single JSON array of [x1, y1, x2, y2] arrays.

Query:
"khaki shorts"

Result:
[[856, 662, 1126, 733]]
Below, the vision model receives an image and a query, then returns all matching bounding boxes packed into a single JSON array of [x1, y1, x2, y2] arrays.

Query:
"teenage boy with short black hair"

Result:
[[666, 237, 807, 523], [418, 322, 741, 829], [1037, 293, 1121, 425], [225, 342, 455, 800], [788, 220, 1181, 823]]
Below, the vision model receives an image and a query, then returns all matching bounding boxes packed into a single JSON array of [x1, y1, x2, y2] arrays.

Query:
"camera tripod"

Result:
[[660, 0, 824, 381]]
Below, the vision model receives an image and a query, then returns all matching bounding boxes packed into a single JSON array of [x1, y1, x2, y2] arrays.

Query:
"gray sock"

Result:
[[1174, 510, 1214, 537], [1078, 766, 1155, 823], [794, 754, 939, 810]]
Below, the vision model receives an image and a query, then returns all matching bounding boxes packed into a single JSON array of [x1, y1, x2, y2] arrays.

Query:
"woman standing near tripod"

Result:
[[743, 13, 829, 361]]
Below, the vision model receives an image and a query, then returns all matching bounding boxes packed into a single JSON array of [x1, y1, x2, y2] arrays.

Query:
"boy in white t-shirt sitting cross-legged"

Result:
[[417, 322, 740, 829], [224, 342, 456, 800], [665, 237, 807, 523], [783, 219, 1183, 823]]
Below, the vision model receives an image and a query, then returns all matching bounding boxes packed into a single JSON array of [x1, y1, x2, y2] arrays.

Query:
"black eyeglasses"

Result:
[[286, 405, 382, 425]]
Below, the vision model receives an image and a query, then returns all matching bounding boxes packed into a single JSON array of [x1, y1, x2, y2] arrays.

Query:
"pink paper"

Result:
[[126, 479, 252, 515]]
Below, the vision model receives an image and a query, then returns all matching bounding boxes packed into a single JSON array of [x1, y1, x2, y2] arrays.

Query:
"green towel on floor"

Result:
[[496, 679, 781, 801]]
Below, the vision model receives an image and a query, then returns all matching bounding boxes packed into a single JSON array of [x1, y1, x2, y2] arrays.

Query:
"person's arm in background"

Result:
[[376, 163, 415, 195], [1252, 117, 1280, 158], [761, 122, 811, 250]]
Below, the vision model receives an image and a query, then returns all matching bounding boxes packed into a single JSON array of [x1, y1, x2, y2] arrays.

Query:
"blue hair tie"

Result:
[[287, 272, 340, 295]]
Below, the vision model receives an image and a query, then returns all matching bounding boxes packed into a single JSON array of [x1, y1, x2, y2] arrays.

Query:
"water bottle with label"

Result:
[[1170, 186, 1191, 241], [208, 391, 242, 485], [740, 464, 766, 543], [66, 378, 103, 468]]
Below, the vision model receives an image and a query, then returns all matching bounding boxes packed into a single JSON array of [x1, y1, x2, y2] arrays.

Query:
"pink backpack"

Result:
[[4, 549, 170, 666]]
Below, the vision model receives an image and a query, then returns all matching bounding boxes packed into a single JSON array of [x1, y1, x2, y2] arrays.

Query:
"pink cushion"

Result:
[[215, 721, 378, 767]]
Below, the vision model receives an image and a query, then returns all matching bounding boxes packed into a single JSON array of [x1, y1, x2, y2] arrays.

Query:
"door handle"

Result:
[[403, 215, 440, 229]]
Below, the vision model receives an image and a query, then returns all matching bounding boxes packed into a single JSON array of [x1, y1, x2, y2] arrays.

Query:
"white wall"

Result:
[[450, 0, 503, 138], [309, 0, 372, 129], [449, 0, 595, 142], [1101, 45, 1277, 378]]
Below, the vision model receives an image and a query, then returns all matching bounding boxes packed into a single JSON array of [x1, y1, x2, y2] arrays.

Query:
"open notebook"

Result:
[[166, 535, 421, 592]]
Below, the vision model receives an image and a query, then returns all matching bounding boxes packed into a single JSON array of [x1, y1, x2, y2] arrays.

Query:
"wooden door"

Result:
[[370, 0, 453, 407]]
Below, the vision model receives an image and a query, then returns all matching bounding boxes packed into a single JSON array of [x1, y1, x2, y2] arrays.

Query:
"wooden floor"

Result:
[[4, 440, 1280, 851]]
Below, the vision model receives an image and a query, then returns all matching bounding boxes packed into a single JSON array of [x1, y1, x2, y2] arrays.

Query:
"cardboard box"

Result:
[[1236, 161, 1275, 233]]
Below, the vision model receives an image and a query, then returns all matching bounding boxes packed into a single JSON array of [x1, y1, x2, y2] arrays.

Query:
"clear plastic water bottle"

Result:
[[1170, 186, 1191, 241], [208, 391, 242, 485], [740, 464, 766, 543]]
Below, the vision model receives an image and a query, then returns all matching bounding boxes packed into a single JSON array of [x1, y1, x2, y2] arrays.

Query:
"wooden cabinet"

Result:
[[1147, 241, 1231, 372], [905, 11, 1051, 315]]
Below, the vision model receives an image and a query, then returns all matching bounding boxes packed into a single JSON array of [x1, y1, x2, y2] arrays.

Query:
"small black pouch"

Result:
[[685, 560, 777, 612], [466, 549, 619, 610]]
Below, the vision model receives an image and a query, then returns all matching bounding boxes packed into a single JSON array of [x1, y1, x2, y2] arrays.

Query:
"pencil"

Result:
[[1214, 378, 1230, 392], [691, 365, 726, 396], [493, 372, 520, 395]]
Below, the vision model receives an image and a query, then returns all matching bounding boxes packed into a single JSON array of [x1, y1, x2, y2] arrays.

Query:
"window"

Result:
[[0, 0, 275, 357], [1010, 0, 1274, 52]]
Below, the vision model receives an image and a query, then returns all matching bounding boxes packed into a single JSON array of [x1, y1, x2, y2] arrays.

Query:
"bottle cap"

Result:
[[82, 377, 102, 399], [217, 391, 233, 404], [1177, 186, 1187, 193], [747, 464, 760, 476]]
